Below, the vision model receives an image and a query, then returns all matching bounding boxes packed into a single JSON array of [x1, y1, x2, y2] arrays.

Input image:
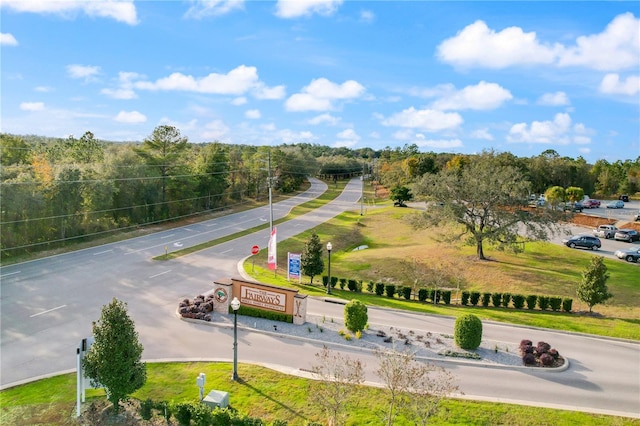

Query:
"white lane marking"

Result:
[[0, 271, 21, 278], [30, 304, 67, 318], [149, 270, 171, 279], [184, 228, 193, 232], [173, 242, 183, 247], [160, 234, 175, 239], [221, 249, 233, 254], [93, 249, 113, 255]]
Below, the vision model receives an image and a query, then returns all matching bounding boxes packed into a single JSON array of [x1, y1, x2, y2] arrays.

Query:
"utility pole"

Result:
[[360, 160, 365, 215], [267, 150, 273, 233]]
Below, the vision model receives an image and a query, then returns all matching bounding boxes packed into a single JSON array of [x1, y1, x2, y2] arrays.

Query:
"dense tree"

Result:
[[0, 133, 30, 166], [301, 232, 324, 284], [565, 186, 585, 202], [545, 185, 565, 208], [577, 256, 612, 313], [389, 185, 412, 207], [83, 298, 146, 412], [410, 151, 561, 260]]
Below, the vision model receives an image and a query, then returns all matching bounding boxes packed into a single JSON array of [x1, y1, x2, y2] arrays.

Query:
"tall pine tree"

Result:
[[83, 298, 146, 412], [301, 231, 324, 285]]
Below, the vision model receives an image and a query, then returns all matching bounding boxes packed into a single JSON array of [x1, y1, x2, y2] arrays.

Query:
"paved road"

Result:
[[1, 179, 638, 419]]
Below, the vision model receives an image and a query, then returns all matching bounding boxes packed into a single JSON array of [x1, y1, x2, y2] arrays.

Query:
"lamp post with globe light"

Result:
[[230, 297, 240, 381]]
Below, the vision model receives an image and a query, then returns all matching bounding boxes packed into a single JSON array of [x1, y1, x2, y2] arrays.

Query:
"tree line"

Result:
[[1, 130, 638, 260]]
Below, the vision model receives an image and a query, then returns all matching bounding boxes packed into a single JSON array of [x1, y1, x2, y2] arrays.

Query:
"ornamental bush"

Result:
[[418, 288, 428, 302], [481, 292, 491, 307], [384, 284, 396, 298], [330, 276, 338, 289], [502, 293, 511, 308], [538, 296, 550, 311], [549, 297, 562, 311], [442, 290, 452, 305], [400, 286, 412, 300], [522, 353, 536, 366], [512, 294, 525, 309], [344, 299, 368, 333], [339, 278, 347, 290], [526, 295, 537, 310], [429, 289, 441, 303], [367, 281, 374, 293], [540, 353, 554, 366], [461, 291, 470, 306], [375, 282, 385, 296], [491, 292, 502, 307], [470, 291, 481, 306], [562, 298, 573, 313], [347, 279, 357, 292], [454, 314, 483, 350]]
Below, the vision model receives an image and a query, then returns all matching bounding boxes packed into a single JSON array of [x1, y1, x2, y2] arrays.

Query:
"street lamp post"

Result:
[[326, 242, 332, 295], [230, 297, 240, 381]]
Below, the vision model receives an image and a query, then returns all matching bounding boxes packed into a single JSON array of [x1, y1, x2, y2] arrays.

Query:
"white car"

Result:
[[614, 246, 640, 262]]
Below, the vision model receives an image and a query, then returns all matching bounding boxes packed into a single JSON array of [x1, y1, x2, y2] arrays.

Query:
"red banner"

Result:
[[267, 227, 277, 270]]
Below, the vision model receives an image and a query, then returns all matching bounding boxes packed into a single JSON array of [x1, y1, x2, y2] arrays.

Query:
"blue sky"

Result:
[[1, 1, 638, 163]]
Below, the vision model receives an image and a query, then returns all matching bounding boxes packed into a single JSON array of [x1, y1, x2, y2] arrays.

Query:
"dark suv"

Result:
[[562, 235, 601, 250], [619, 194, 630, 202]]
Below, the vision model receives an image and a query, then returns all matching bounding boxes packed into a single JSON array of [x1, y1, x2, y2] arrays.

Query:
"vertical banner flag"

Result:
[[267, 227, 277, 270], [288, 252, 301, 282]]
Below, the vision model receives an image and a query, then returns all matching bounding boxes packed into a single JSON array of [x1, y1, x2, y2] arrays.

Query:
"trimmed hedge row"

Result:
[[461, 291, 572, 312]]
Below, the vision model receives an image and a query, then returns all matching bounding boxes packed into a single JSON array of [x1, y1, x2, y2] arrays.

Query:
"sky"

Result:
[[1, 1, 639, 164]]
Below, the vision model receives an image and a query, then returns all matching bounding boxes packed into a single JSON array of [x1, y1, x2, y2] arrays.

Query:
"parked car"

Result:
[[614, 246, 640, 263], [634, 210, 640, 221], [562, 202, 583, 212], [614, 229, 640, 243], [582, 199, 601, 208], [593, 224, 618, 239], [606, 200, 625, 209], [619, 194, 630, 202], [562, 235, 602, 250]]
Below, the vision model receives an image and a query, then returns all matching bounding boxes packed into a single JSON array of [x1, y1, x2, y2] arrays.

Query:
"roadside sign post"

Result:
[[251, 245, 259, 272]]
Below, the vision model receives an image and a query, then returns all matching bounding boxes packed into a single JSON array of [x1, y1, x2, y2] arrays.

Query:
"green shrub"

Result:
[[384, 284, 396, 298], [481, 292, 491, 307], [491, 293, 502, 307], [454, 314, 483, 350], [272, 420, 289, 426], [470, 291, 481, 306], [347, 279, 357, 292], [330, 276, 338, 288], [173, 402, 192, 426], [140, 398, 153, 420], [538, 296, 550, 311], [512, 294, 525, 309], [502, 293, 511, 308], [322, 275, 328, 287], [442, 290, 452, 305], [429, 289, 441, 303], [401, 286, 412, 300], [232, 305, 293, 323], [549, 297, 562, 311], [356, 280, 363, 293], [418, 288, 428, 302], [339, 278, 347, 290], [366, 281, 374, 293], [191, 402, 213, 426], [375, 282, 385, 296], [461, 291, 470, 306], [344, 299, 368, 333], [526, 295, 537, 310], [562, 298, 573, 313]]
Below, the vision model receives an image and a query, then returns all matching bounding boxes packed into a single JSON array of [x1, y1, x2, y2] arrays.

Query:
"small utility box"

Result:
[[202, 390, 229, 409]]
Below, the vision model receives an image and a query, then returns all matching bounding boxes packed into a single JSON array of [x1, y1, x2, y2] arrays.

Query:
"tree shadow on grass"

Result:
[[238, 379, 310, 424]]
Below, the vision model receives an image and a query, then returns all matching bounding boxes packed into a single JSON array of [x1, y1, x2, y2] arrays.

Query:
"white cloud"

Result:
[[245, 109, 261, 119], [285, 78, 366, 111], [20, 102, 45, 111], [34, 86, 53, 92], [470, 128, 494, 141], [102, 88, 137, 99], [3, 0, 138, 25], [359, 9, 375, 23], [507, 113, 582, 144], [114, 110, 146, 123], [599, 73, 640, 96], [1, 33, 18, 46], [135, 65, 261, 95], [431, 81, 512, 111], [382, 107, 463, 132], [201, 119, 230, 140], [253, 83, 286, 100], [335, 128, 361, 147], [67, 64, 100, 81], [232, 97, 248, 105], [308, 113, 340, 125], [558, 13, 640, 71], [101, 71, 142, 99], [275, 0, 343, 18], [437, 20, 559, 69], [184, 0, 244, 19], [537, 92, 570, 106]]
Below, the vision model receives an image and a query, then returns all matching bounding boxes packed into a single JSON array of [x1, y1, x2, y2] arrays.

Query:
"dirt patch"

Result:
[[569, 213, 640, 231]]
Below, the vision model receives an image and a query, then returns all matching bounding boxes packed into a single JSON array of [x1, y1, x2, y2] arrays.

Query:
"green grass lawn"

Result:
[[245, 205, 640, 341], [1, 363, 635, 425]]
